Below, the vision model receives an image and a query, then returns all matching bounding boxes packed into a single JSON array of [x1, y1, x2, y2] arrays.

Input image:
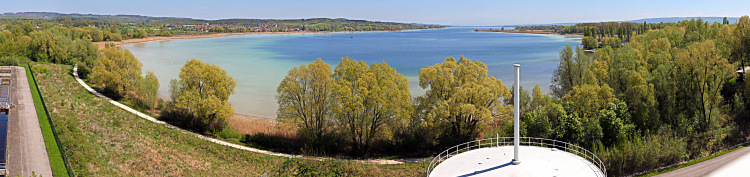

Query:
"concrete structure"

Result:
[[426, 64, 605, 177], [430, 146, 602, 177], [6, 66, 53, 177]]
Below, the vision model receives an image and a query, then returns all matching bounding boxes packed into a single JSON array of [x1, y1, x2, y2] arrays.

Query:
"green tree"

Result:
[[732, 16, 750, 74], [91, 45, 143, 99], [530, 85, 547, 111], [599, 101, 631, 147], [673, 41, 734, 131], [138, 71, 159, 109], [419, 56, 511, 144], [330, 57, 411, 157], [29, 30, 68, 63], [524, 110, 551, 138], [562, 84, 616, 122], [551, 45, 590, 97], [624, 72, 659, 131], [555, 112, 584, 145], [174, 59, 237, 132], [276, 58, 334, 143]]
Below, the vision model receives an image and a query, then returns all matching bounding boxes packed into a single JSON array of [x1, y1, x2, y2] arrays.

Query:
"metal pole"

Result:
[[513, 64, 521, 165]]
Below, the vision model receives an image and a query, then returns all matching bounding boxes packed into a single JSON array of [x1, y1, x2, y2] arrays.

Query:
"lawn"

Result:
[[32, 63, 425, 176], [24, 65, 68, 177]]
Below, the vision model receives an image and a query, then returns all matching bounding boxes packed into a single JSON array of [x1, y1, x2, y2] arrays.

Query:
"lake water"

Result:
[[123, 27, 581, 119]]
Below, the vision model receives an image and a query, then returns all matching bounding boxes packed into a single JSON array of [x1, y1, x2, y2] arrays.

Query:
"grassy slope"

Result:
[[34, 63, 424, 176], [24, 65, 68, 177]]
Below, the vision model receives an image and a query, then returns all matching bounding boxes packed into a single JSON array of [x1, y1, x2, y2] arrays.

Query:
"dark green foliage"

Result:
[[595, 133, 687, 176], [554, 113, 583, 145], [523, 110, 551, 138], [599, 101, 632, 147]]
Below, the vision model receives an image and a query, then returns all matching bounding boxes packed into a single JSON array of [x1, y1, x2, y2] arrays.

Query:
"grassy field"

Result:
[[24, 65, 68, 177], [33, 63, 425, 176]]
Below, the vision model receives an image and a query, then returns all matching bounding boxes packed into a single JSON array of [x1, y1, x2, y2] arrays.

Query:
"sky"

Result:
[[2, 0, 749, 26]]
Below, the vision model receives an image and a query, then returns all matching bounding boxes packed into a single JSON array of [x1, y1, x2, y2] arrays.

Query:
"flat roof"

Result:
[[430, 146, 604, 177]]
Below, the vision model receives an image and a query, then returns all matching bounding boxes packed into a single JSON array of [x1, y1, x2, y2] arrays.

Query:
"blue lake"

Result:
[[123, 27, 581, 118]]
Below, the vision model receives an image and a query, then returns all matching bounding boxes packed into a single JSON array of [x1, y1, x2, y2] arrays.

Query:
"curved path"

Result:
[[71, 65, 417, 165], [655, 146, 750, 177]]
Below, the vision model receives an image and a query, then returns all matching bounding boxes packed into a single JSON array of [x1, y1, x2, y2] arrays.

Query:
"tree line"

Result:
[[551, 16, 750, 176]]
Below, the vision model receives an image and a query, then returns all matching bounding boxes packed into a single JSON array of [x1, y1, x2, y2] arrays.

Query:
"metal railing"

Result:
[[426, 136, 606, 177]]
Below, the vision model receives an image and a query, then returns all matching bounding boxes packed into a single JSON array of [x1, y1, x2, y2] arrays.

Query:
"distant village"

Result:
[[167, 23, 304, 32]]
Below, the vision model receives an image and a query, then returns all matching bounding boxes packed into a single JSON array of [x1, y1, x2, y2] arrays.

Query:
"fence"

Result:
[[27, 64, 75, 177], [425, 136, 606, 177]]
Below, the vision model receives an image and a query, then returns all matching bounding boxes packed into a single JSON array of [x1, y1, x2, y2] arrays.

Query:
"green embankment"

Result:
[[33, 63, 424, 176], [24, 65, 68, 177]]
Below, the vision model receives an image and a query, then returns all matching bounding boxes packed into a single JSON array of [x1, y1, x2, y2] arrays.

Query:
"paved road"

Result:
[[7, 66, 52, 177], [655, 146, 750, 177]]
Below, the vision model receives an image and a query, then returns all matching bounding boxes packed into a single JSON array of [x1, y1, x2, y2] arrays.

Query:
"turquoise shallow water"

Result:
[[123, 27, 581, 119]]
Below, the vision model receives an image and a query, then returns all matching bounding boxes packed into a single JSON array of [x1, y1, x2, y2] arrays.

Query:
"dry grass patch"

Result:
[[226, 115, 296, 139]]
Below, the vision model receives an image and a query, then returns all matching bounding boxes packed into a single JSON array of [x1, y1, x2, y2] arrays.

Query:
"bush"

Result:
[[32, 65, 48, 73], [595, 132, 687, 176], [159, 105, 228, 134], [214, 126, 242, 141], [241, 133, 299, 154], [0, 56, 31, 65]]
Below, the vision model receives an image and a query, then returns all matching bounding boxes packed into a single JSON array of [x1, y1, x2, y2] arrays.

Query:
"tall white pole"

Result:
[[513, 64, 521, 165]]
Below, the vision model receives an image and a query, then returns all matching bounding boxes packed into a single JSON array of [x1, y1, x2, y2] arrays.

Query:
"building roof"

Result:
[[429, 146, 604, 177]]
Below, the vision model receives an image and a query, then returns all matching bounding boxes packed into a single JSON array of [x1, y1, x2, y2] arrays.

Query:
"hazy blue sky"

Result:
[[2, 0, 749, 25]]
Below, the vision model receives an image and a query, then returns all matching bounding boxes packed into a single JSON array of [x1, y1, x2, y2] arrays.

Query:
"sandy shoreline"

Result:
[[94, 30, 400, 50]]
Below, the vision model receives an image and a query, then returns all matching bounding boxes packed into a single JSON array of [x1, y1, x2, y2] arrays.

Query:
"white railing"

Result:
[[426, 136, 606, 177]]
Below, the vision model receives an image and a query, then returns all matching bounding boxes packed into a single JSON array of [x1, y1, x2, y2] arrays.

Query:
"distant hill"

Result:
[[624, 17, 740, 24], [0, 12, 185, 24], [0, 12, 441, 27]]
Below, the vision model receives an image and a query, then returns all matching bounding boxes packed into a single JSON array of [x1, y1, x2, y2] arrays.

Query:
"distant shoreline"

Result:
[[93, 30, 411, 50], [475, 29, 582, 37]]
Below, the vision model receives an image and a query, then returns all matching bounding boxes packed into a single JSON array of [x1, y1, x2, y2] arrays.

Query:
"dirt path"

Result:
[[654, 146, 750, 177], [72, 65, 426, 165], [7, 66, 53, 177]]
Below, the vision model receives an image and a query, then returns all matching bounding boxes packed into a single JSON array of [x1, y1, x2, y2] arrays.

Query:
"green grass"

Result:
[[637, 144, 747, 177], [34, 63, 426, 176], [24, 64, 69, 177]]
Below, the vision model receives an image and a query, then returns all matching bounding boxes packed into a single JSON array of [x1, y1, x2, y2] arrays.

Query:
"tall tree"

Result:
[[732, 16, 750, 73], [330, 57, 411, 156], [673, 41, 734, 131], [174, 59, 237, 132], [138, 71, 159, 109], [91, 45, 143, 99], [419, 56, 511, 144], [551, 45, 591, 97], [276, 58, 334, 143]]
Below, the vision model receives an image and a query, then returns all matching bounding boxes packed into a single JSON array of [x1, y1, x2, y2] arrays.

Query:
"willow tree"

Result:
[[174, 59, 236, 132], [276, 58, 334, 142], [92, 45, 142, 99], [419, 56, 510, 144], [330, 57, 411, 157]]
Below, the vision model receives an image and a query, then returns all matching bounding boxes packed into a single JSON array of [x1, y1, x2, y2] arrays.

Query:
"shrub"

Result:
[[32, 64, 48, 73]]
